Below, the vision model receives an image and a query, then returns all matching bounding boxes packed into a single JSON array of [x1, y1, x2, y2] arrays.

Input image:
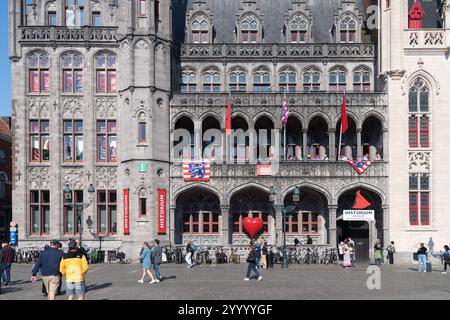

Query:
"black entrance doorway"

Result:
[[337, 220, 369, 260]]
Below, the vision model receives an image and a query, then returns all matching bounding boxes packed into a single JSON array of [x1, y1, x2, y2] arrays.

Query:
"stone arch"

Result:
[[404, 69, 439, 96], [334, 111, 360, 129], [172, 111, 196, 127], [226, 182, 271, 205], [172, 183, 223, 206], [281, 183, 332, 205], [361, 110, 387, 130], [306, 111, 332, 129], [253, 111, 276, 126], [335, 183, 386, 205], [199, 111, 222, 125]]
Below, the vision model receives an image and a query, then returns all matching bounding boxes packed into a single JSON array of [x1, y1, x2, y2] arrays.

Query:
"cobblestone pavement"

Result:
[[1, 262, 449, 300]]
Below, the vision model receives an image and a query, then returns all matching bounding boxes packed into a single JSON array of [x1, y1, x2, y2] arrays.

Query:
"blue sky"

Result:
[[0, 0, 11, 116]]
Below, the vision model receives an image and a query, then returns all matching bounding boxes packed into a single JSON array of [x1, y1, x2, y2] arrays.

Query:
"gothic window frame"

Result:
[[303, 67, 321, 93], [202, 67, 221, 93], [27, 51, 50, 94], [191, 13, 210, 44], [96, 119, 117, 163], [352, 67, 371, 92], [30, 190, 50, 236], [408, 78, 430, 149], [181, 67, 198, 93], [252, 67, 271, 93], [337, 12, 359, 44], [95, 52, 117, 94], [30, 119, 50, 163], [329, 67, 347, 93], [97, 189, 117, 235], [409, 173, 430, 226], [288, 13, 309, 43], [239, 13, 261, 44], [61, 51, 84, 94], [279, 67, 297, 93], [229, 68, 247, 92]]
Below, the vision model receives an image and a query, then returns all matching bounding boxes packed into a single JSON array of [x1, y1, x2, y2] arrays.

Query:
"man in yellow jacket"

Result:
[[60, 240, 88, 300]]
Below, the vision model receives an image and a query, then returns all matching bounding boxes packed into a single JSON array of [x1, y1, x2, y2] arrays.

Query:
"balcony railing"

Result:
[[179, 43, 375, 60], [20, 26, 118, 44], [405, 29, 448, 49], [170, 160, 387, 179]]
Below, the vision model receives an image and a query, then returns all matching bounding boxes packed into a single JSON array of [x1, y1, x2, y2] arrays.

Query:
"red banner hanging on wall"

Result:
[[158, 189, 167, 234], [123, 189, 130, 235]]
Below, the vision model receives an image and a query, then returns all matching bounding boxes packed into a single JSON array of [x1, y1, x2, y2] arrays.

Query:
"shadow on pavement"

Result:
[[161, 276, 177, 281], [87, 283, 112, 291], [0, 287, 24, 294]]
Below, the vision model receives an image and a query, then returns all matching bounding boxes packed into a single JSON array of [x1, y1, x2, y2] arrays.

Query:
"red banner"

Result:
[[123, 189, 130, 235], [158, 189, 167, 234]]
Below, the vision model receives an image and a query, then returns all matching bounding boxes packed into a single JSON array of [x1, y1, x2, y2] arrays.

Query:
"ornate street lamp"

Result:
[[63, 183, 95, 246], [270, 185, 301, 268]]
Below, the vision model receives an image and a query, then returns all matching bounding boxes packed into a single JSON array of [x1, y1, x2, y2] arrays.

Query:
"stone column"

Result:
[[194, 121, 202, 160], [169, 205, 176, 245], [369, 219, 377, 261], [220, 205, 230, 246], [356, 128, 362, 161], [382, 204, 390, 246], [328, 204, 337, 247], [302, 129, 308, 160], [328, 128, 336, 161], [382, 127, 388, 160], [274, 205, 284, 246]]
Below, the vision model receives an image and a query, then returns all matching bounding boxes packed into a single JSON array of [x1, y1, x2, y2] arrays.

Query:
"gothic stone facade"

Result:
[[9, 0, 447, 262]]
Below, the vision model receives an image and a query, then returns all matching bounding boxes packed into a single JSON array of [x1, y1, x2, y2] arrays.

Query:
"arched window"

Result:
[[47, 3, 57, 26], [181, 69, 197, 93], [353, 68, 371, 92], [241, 14, 259, 43], [229, 69, 247, 92], [138, 113, 147, 143], [290, 14, 308, 43], [192, 15, 209, 44], [62, 52, 83, 93], [303, 68, 321, 93], [408, 78, 430, 148], [339, 13, 357, 43], [202, 68, 220, 93], [253, 68, 270, 92], [95, 52, 117, 94], [28, 52, 50, 93], [279, 69, 297, 93], [329, 68, 346, 92]]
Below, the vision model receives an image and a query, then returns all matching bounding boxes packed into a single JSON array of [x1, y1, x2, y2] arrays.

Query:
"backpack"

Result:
[[190, 244, 197, 253], [443, 251, 450, 263]]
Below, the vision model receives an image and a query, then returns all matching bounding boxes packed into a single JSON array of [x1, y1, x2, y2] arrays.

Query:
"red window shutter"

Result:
[[419, 116, 429, 148], [409, 117, 418, 148], [409, 192, 418, 225], [420, 192, 430, 225]]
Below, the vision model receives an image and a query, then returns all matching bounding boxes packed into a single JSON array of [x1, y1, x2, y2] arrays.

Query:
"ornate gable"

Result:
[[235, 0, 264, 43], [185, 0, 215, 44], [284, 0, 313, 43], [333, 0, 363, 43]]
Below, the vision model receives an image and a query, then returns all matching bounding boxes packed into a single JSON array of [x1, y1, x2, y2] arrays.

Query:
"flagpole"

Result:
[[337, 90, 345, 161]]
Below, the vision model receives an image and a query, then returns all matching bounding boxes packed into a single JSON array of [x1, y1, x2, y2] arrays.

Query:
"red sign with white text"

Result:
[[158, 189, 167, 234], [123, 189, 130, 235]]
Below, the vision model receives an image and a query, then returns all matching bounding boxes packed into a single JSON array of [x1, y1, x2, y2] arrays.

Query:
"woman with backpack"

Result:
[[244, 244, 262, 282], [138, 242, 156, 284], [442, 245, 450, 275]]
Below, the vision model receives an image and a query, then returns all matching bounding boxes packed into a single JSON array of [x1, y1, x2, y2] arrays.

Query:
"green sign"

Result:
[[138, 163, 148, 173]]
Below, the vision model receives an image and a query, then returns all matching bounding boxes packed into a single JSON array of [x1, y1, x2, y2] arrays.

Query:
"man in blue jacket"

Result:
[[31, 240, 64, 300], [151, 239, 162, 282]]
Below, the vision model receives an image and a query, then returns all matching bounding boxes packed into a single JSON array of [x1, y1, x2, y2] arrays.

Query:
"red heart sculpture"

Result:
[[242, 217, 264, 239]]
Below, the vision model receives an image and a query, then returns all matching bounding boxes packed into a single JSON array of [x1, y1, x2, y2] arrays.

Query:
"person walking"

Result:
[[374, 239, 383, 267], [348, 238, 356, 267], [185, 240, 195, 269], [152, 239, 162, 282], [417, 243, 428, 272], [255, 239, 262, 268], [342, 240, 352, 268], [31, 240, 64, 300], [338, 241, 344, 265], [386, 241, 396, 265], [1, 242, 15, 286], [260, 238, 268, 270], [59, 240, 89, 300], [441, 245, 450, 275], [138, 242, 156, 284], [244, 244, 262, 281]]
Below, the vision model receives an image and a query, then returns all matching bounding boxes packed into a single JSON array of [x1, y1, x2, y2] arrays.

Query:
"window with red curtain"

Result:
[[409, 192, 418, 225], [96, 53, 117, 93], [28, 52, 50, 93]]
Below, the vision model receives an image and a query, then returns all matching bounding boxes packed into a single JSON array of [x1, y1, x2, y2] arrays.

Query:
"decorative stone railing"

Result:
[[179, 43, 375, 60], [406, 29, 447, 49], [170, 161, 387, 179], [20, 26, 118, 44]]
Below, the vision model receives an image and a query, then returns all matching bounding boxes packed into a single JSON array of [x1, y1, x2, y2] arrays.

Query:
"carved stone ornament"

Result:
[[28, 167, 50, 189], [409, 152, 431, 173], [96, 97, 117, 119], [96, 167, 118, 189], [62, 167, 84, 189], [28, 97, 50, 119], [62, 97, 83, 118]]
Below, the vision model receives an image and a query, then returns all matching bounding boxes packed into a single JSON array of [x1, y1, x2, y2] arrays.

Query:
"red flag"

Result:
[[341, 94, 348, 134], [352, 190, 372, 209], [226, 95, 232, 136]]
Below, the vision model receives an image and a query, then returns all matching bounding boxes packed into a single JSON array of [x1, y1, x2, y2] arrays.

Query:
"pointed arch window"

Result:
[[138, 113, 147, 143], [192, 15, 209, 43], [181, 69, 197, 93], [202, 69, 221, 93], [253, 68, 271, 92], [95, 52, 117, 93], [329, 68, 346, 92], [353, 68, 371, 92], [303, 68, 321, 92], [290, 14, 308, 43], [28, 52, 50, 93], [279, 69, 297, 93], [229, 69, 247, 92], [241, 15, 259, 43], [62, 52, 83, 93], [339, 13, 357, 43], [408, 78, 430, 148]]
